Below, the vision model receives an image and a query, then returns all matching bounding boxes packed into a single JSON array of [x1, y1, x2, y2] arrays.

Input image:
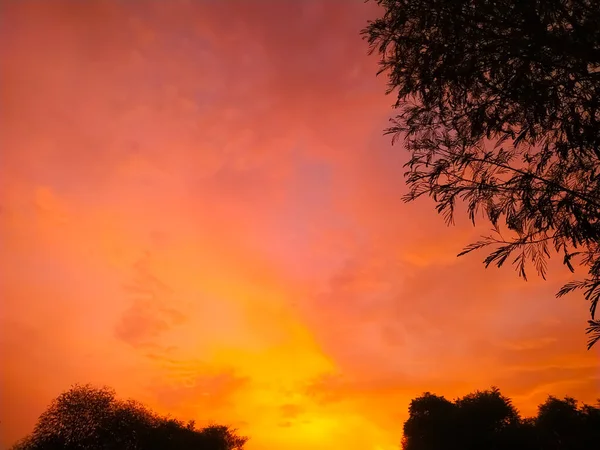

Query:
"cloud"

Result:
[[279, 403, 305, 420], [114, 299, 186, 348], [149, 369, 250, 418], [114, 252, 186, 348]]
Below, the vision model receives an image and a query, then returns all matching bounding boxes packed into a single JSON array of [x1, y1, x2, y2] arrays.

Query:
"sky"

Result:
[[0, 0, 598, 449]]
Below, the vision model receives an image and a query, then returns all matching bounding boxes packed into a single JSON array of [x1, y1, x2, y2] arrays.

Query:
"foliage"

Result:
[[403, 388, 600, 450], [11, 384, 248, 450], [403, 393, 458, 450], [363, 0, 600, 348]]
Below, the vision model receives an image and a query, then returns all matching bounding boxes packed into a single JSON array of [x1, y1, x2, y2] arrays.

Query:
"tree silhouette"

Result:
[[536, 396, 600, 450], [402, 393, 458, 450], [454, 388, 520, 450], [402, 388, 600, 450], [363, 0, 600, 348], [11, 384, 248, 450]]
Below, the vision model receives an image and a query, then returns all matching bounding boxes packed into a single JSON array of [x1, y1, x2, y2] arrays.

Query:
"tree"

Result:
[[402, 393, 458, 450], [535, 396, 600, 450], [536, 396, 582, 450], [454, 388, 520, 450], [12, 384, 248, 450], [580, 401, 600, 449], [402, 388, 521, 450], [401, 389, 600, 450], [363, 0, 600, 348]]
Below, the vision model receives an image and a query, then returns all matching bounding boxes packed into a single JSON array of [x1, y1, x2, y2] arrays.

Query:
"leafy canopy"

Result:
[[403, 388, 600, 450], [363, 0, 600, 348], [12, 384, 248, 450]]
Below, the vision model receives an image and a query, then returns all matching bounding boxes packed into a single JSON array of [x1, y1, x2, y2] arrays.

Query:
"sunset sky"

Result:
[[1, 1, 598, 449]]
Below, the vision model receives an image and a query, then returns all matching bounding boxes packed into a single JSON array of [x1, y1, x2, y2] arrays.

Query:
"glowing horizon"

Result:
[[1, 1, 598, 449]]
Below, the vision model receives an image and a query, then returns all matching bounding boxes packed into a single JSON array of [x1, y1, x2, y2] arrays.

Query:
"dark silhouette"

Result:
[[363, 0, 600, 347], [402, 388, 600, 450], [11, 385, 248, 450]]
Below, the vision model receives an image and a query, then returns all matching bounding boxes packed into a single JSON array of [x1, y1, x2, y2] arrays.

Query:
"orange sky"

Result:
[[0, 1, 598, 449]]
